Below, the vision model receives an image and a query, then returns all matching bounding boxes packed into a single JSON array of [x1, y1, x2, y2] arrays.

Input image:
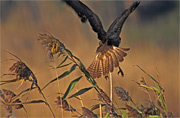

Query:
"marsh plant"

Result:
[[1, 33, 173, 118]]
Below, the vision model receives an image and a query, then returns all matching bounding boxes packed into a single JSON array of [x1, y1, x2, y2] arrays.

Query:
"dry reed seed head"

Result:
[[11, 99, 24, 109], [1, 89, 16, 102], [81, 107, 98, 118], [103, 104, 121, 118], [0, 89, 23, 111], [140, 77, 149, 91], [125, 104, 143, 118], [5, 106, 12, 115], [148, 102, 159, 115], [38, 33, 66, 59], [140, 103, 159, 117], [9, 61, 32, 80], [157, 100, 164, 109], [103, 104, 114, 113], [0, 90, 5, 100], [140, 77, 147, 85], [97, 87, 111, 104], [55, 96, 75, 112], [162, 112, 174, 118], [104, 104, 112, 114], [114, 87, 129, 101]]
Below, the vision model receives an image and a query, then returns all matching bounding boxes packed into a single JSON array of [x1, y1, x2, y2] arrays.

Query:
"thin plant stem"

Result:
[[52, 59, 64, 118], [76, 88, 84, 107], [66, 51, 114, 110], [99, 104, 102, 118], [53, 61, 61, 93], [35, 83, 55, 117], [109, 73, 113, 102], [23, 107, 31, 118], [67, 100, 72, 118]]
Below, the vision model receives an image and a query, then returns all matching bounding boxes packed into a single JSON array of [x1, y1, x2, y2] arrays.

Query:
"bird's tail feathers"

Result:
[[87, 47, 129, 79]]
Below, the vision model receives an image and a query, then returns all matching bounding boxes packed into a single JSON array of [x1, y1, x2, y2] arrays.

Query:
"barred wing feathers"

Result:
[[87, 46, 130, 78]]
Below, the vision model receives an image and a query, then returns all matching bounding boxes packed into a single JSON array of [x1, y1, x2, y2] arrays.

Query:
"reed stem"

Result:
[[109, 73, 113, 102]]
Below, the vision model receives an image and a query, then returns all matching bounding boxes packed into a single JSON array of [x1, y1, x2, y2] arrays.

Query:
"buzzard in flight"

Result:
[[64, 0, 140, 78]]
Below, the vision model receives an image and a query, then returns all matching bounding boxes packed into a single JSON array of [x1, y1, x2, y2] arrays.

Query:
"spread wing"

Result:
[[106, 1, 140, 41], [64, 0, 106, 42]]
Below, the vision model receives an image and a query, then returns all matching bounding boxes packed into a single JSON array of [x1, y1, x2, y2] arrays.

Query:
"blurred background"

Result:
[[1, 0, 179, 117]]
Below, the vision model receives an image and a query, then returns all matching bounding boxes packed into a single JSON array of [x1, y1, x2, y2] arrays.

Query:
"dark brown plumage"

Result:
[[64, 0, 140, 78]]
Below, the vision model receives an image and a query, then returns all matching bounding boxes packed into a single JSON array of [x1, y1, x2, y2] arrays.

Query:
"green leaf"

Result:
[[65, 49, 73, 58], [42, 64, 77, 90], [22, 100, 46, 104], [138, 84, 159, 91], [11, 100, 46, 105], [90, 104, 106, 111], [0, 78, 21, 85], [122, 109, 129, 118], [136, 65, 168, 113], [56, 62, 72, 69], [104, 113, 109, 118], [136, 82, 168, 113], [68, 86, 93, 99], [65, 48, 98, 87], [63, 76, 82, 99], [57, 64, 77, 78], [116, 107, 127, 110], [74, 57, 98, 86], [157, 90, 167, 113], [56, 56, 69, 68], [136, 65, 161, 87], [149, 115, 161, 118], [11, 87, 37, 102]]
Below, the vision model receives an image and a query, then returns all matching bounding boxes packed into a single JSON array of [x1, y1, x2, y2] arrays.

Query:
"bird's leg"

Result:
[[118, 66, 124, 77], [109, 73, 113, 102]]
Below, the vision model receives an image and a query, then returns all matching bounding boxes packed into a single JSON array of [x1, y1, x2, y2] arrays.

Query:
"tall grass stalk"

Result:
[[52, 60, 64, 118], [1, 33, 174, 117], [76, 88, 84, 107], [109, 73, 113, 102], [99, 104, 102, 118]]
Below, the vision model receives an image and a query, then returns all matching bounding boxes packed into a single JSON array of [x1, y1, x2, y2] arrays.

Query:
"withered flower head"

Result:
[[162, 112, 174, 118], [114, 87, 129, 101], [97, 87, 111, 104], [9, 61, 32, 80], [140, 77, 147, 85], [55, 96, 75, 112], [104, 104, 112, 114], [38, 33, 66, 59], [81, 107, 98, 118], [103, 104, 118, 117], [140, 102, 159, 117], [1, 59, 37, 88], [125, 104, 143, 118], [0, 89, 23, 114]]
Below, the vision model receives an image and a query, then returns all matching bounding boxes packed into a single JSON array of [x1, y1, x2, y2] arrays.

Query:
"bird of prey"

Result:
[[64, 0, 140, 79]]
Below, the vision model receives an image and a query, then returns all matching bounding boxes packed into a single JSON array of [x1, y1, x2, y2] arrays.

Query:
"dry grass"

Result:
[[0, 33, 176, 117], [1, 1, 179, 117]]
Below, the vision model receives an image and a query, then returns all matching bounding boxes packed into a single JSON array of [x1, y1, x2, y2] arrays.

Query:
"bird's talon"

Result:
[[118, 67, 124, 77], [105, 76, 109, 80]]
